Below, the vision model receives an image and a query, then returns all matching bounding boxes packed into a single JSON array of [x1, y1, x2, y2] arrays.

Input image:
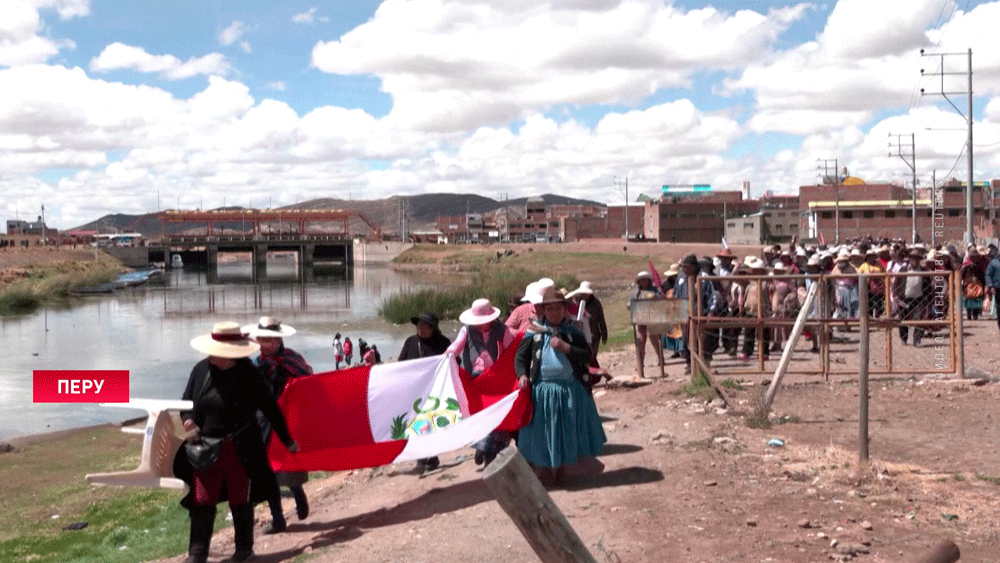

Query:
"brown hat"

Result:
[[538, 285, 568, 305], [716, 248, 735, 258]]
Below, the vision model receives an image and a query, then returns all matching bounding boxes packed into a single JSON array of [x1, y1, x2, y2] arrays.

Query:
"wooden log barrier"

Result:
[[482, 445, 599, 563], [912, 539, 960, 563]]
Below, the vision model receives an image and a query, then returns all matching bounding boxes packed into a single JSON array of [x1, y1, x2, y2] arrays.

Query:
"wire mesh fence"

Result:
[[685, 270, 960, 381]]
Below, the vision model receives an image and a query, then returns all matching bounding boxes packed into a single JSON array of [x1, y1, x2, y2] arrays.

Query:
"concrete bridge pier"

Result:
[[253, 244, 268, 280], [206, 244, 218, 266]]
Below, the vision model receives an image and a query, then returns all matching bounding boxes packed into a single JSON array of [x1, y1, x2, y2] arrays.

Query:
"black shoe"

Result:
[[474, 450, 485, 465], [424, 456, 440, 472], [482, 452, 497, 467], [231, 549, 255, 562], [262, 519, 286, 534], [669, 352, 681, 359], [292, 487, 309, 520]]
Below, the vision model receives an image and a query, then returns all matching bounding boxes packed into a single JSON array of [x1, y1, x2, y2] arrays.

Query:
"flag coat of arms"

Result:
[[268, 333, 530, 472]]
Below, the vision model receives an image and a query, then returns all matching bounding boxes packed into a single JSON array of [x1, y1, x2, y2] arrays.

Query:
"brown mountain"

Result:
[[72, 193, 605, 238]]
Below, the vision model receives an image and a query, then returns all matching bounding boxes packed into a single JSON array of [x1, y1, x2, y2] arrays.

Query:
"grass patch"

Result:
[[720, 378, 745, 391], [683, 370, 718, 402], [745, 386, 771, 429], [974, 473, 1000, 485], [0, 256, 122, 316], [378, 265, 577, 323], [0, 424, 219, 563]]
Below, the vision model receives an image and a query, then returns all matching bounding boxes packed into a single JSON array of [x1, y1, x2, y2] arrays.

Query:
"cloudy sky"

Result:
[[4, 0, 1000, 229]]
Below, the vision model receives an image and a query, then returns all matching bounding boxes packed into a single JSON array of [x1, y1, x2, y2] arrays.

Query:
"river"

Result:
[[0, 261, 461, 441]]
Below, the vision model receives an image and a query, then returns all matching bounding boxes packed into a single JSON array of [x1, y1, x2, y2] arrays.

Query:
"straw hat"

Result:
[[521, 278, 555, 304], [716, 248, 735, 259], [664, 263, 681, 277], [849, 248, 862, 258], [835, 249, 851, 262], [806, 256, 821, 267], [746, 257, 766, 270], [635, 271, 653, 282], [459, 298, 501, 325], [772, 262, 787, 272], [565, 281, 594, 300], [190, 321, 260, 358], [243, 316, 296, 338]]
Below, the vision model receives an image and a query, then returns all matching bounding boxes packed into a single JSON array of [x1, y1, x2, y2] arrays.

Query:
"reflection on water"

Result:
[[0, 263, 467, 440]]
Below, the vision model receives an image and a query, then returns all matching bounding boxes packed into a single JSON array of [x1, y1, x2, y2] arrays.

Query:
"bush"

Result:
[[378, 266, 578, 324]]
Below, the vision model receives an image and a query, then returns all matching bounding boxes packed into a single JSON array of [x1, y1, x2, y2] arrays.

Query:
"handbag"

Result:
[[185, 436, 224, 471]]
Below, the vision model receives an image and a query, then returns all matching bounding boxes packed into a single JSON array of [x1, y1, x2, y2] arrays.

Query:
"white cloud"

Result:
[[292, 7, 317, 24], [312, 0, 806, 132], [267, 81, 286, 91], [0, 0, 85, 66], [218, 21, 248, 46], [819, 0, 949, 59], [240, 41, 251, 54], [90, 43, 232, 80]]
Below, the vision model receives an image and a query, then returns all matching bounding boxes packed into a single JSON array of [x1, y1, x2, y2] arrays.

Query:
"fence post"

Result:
[[954, 272, 965, 379], [482, 445, 599, 563], [858, 274, 869, 463], [912, 538, 960, 563], [763, 282, 817, 412]]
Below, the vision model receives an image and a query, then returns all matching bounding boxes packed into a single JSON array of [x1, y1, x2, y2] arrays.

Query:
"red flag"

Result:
[[648, 259, 663, 289], [819, 232, 826, 246], [268, 333, 529, 472]]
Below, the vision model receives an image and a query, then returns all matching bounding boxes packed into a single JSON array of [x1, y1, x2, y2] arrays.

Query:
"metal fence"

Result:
[[686, 270, 962, 380]]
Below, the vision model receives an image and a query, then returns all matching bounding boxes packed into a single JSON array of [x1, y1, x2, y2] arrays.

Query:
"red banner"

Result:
[[33, 370, 130, 403]]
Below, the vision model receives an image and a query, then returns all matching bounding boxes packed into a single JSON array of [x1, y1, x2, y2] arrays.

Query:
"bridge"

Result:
[[146, 209, 379, 271]]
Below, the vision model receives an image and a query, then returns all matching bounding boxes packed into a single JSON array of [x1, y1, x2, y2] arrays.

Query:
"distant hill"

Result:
[[71, 193, 605, 238]]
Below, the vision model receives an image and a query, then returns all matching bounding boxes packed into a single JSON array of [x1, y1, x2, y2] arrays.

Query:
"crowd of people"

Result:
[[631, 238, 1000, 373]]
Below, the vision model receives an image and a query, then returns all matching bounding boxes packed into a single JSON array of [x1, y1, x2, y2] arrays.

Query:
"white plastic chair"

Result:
[[85, 399, 194, 490]]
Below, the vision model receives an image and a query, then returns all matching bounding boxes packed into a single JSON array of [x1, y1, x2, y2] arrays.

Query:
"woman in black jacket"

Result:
[[397, 311, 451, 473], [179, 321, 299, 563]]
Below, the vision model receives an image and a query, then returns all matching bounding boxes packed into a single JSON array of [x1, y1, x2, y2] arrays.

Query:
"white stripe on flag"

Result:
[[367, 354, 461, 442], [393, 390, 519, 462]]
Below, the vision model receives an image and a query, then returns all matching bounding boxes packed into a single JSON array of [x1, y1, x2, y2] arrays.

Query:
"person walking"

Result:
[[986, 250, 1000, 330], [244, 316, 313, 534], [332, 333, 343, 369], [515, 286, 606, 487], [343, 336, 353, 366], [448, 298, 518, 467], [398, 311, 452, 473], [179, 321, 299, 563], [565, 281, 608, 360], [628, 271, 664, 378]]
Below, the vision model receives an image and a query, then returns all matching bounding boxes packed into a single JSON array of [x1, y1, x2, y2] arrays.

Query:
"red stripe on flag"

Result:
[[647, 259, 663, 290], [457, 331, 532, 431], [268, 364, 378, 471]]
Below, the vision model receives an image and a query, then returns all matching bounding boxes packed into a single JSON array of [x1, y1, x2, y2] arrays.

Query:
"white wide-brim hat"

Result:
[[243, 316, 296, 338], [565, 281, 594, 300], [191, 321, 260, 358], [459, 298, 501, 325], [746, 257, 766, 270], [521, 277, 555, 304]]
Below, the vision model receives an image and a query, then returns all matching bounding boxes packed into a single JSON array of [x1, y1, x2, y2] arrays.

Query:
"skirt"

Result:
[[964, 296, 984, 310], [518, 378, 607, 468]]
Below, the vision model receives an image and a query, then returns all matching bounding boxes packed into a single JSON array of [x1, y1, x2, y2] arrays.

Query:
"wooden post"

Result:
[[912, 539, 960, 563], [690, 352, 734, 408], [763, 282, 818, 411], [858, 274, 870, 463], [482, 446, 599, 563], [954, 272, 965, 379]]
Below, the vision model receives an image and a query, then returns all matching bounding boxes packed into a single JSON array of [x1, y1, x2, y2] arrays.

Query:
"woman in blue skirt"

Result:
[[515, 286, 607, 487]]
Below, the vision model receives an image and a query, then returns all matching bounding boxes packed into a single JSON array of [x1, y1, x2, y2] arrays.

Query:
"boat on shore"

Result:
[[73, 268, 164, 294]]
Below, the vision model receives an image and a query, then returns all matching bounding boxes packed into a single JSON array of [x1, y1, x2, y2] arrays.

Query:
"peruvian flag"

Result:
[[268, 333, 530, 472]]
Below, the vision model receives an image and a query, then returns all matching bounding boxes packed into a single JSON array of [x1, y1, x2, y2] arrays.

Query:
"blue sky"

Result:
[[3, 0, 1000, 228]]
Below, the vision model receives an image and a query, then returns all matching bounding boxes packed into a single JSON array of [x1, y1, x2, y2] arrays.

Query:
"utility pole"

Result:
[[921, 47, 974, 244], [889, 133, 917, 243], [818, 159, 840, 243], [41, 204, 45, 246], [615, 176, 629, 239]]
